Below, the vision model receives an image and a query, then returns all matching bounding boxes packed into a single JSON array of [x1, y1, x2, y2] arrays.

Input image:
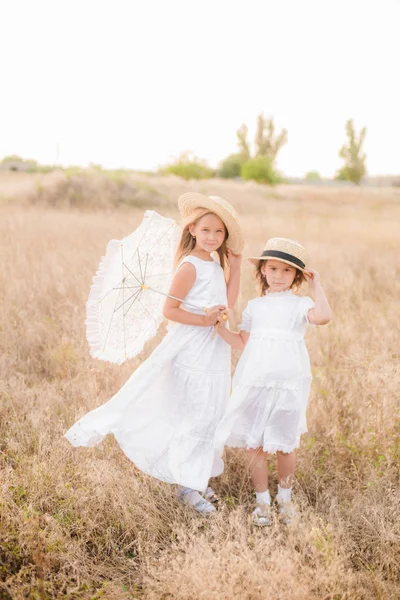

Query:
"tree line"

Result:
[[162, 116, 367, 185], [1, 118, 367, 185]]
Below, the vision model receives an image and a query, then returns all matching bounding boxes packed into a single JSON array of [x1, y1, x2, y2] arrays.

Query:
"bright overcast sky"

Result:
[[1, 0, 399, 177]]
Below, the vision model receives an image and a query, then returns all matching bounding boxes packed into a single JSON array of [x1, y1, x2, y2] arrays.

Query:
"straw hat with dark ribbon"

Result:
[[178, 193, 244, 254], [248, 237, 308, 271]]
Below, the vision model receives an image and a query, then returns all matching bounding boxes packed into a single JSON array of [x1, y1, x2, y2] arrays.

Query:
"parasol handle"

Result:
[[142, 285, 228, 321]]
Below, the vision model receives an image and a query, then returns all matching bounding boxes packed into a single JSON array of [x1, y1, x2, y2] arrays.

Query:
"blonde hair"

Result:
[[255, 260, 306, 296], [174, 208, 229, 272]]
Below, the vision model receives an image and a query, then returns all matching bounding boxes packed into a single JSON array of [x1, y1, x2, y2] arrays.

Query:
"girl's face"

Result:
[[189, 213, 227, 253], [262, 259, 297, 292]]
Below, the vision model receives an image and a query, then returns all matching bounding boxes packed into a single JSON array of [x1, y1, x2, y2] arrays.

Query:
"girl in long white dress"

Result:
[[214, 237, 332, 525], [65, 193, 243, 514]]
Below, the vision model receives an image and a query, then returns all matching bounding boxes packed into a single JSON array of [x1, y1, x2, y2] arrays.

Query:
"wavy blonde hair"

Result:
[[174, 208, 229, 272], [255, 260, 306, 296]]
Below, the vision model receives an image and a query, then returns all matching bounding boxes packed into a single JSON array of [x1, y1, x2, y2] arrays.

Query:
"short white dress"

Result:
[[65, 255, 231, 492], [214, 290, 315, 454]]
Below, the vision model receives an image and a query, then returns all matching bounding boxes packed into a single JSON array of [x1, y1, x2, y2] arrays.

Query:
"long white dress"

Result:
[[214, 290, 315, 454], [65, 255, 231, 492]]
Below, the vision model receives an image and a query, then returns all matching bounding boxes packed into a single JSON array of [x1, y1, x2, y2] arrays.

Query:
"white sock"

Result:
[[176, 486, 204, 506], [277, 485, 292, 503], [255, 490, 271, 505]]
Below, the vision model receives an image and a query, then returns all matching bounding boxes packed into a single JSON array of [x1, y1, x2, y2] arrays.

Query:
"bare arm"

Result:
[[304, 269, 332, 325], [216, 321, 250, 350], [226, 251, 242, 309], [163, 263, 225, 326]]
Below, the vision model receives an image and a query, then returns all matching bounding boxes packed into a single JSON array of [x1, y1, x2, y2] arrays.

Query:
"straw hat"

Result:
[[178, 192, 244, 254], [248, 237, 308, 271]]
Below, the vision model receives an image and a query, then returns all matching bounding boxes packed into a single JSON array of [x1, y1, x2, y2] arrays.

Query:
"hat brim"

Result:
[[178, 192, 244, 254], [248, 256, 307, 272]]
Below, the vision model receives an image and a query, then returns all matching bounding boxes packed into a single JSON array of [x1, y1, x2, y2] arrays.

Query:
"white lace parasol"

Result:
[[85, 210, 186, 365]]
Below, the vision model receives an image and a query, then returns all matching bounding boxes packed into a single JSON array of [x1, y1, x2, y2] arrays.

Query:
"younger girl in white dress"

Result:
[[65, 193, 243, 514], [214, 237, 332, 525]]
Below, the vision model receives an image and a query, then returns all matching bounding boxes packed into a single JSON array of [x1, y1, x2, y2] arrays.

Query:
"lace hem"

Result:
[[225, 437, 302, 454], [65, 423, 223, 491]]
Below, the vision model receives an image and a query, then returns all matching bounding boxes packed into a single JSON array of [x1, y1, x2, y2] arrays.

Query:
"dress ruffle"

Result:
[[214, 378, 311, 455], [225, 438, 303, 454]]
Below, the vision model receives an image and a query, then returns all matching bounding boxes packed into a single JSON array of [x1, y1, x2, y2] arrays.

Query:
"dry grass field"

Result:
[[1, 171, 399, 599]]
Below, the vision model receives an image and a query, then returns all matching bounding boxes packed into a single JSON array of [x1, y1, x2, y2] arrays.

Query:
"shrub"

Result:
[[161, 153, 213, 180], [241, 156, 279, 184], [305, 171, 321, 181], [218, 154, 244, 179]]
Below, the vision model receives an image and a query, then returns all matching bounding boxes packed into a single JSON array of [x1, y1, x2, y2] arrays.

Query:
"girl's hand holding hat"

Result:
[[304, 268, 320, 291], [227, 249, 242, 271], [303, 268, 332, 324]]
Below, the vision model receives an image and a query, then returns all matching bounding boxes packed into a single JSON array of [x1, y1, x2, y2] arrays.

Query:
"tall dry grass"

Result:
[[1, 172, 399, 599]]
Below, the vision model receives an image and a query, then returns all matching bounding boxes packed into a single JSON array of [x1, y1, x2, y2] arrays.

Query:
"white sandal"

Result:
[[277, 501, 298, 525], [251, 503, 273, 527], [176, 487, 216, 515], [204, 486, 219, 504]]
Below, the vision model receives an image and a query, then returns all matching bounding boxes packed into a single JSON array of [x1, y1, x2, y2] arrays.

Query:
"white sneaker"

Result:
[[251, 503, 273, 527], [176, 487, 216, 515]]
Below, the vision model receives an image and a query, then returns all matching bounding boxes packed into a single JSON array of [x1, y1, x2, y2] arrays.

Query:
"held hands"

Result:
[[204, 305, 227, 327], [216, 312, 228, 328]]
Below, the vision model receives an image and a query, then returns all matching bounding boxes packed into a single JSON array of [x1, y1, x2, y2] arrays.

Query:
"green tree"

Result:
[[219, 113, 287, 183], [241, 156, 279, 184], [236, 124, 251, 161], [336, 119, 367, 185], [254, 113, 288, 160]]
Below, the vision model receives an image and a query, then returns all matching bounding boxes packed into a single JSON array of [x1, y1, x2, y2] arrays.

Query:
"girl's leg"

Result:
[[248, 447, 269, 492], [276, 451, 295, 491], [276, 451, 297, 524], [248, 447, 272, 526]]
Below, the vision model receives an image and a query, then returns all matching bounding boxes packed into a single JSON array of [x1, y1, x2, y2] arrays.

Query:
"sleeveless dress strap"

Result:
[[178, 255, 198, 269]]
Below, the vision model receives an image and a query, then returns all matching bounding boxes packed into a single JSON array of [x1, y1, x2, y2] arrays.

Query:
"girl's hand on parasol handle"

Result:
[[209, 308, 228, 338], [216, 312, 228, 328], [204, 305, 226, 327]]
